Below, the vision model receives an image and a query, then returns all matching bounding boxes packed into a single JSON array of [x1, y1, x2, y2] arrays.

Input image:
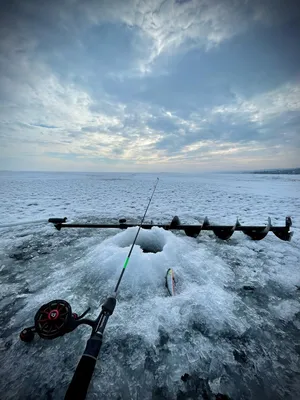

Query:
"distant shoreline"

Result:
[[0, 168, 299, 175], [245, 168, 300, 175]]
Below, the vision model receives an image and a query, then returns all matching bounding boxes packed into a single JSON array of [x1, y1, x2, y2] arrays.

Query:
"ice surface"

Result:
[[0, 171, 299, 399]]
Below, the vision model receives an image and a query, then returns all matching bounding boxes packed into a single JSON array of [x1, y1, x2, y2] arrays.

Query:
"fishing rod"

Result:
[[20, 178, 160, 400]]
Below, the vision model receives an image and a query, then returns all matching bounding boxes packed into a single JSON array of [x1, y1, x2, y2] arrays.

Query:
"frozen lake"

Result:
[[0, 171, 299, 399]]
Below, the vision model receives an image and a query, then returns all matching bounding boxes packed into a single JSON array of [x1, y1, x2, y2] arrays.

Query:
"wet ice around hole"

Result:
[[0, 171, 299, 400]]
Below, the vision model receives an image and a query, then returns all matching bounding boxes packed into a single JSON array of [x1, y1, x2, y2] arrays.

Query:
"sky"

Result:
[[0, 0, 300, 173]]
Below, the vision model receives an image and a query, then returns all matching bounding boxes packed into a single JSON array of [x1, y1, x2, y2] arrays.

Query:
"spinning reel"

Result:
[[20, 299, 92, 342]]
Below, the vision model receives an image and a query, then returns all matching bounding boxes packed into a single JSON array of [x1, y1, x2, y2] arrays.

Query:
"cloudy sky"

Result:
[[0, 0, 299, 172]]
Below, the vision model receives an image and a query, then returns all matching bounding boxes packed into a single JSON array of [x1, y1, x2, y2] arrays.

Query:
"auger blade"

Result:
[[184, 227, 202, 237], [183, 217, 209, 238], [170, 216, 180, 228], [213, 220, 237, 240], [242, 217, 271, 241], [272, 216, 293, 241], [172, 215, 200, 237]]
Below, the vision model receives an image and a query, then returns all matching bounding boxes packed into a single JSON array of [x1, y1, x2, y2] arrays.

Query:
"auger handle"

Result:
[[64, 333, 103, 400]]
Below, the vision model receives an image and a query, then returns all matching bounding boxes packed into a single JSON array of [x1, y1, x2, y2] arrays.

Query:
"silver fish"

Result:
[[166, 268, 176, 296]]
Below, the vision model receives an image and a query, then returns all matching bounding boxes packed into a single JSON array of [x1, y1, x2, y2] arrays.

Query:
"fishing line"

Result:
[[114, 177, 159, 294]]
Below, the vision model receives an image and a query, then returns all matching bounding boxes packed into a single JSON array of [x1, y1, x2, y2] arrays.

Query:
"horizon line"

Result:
[[0, 167, 299, 174]]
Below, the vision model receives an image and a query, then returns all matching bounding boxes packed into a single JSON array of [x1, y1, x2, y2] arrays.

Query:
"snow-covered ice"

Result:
[[0, 171, 299, 399]]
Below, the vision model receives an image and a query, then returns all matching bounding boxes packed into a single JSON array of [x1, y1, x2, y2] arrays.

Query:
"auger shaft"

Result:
[[49, 216, 292, 241]]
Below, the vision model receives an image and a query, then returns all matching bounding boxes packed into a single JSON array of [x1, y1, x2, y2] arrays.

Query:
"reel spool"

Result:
[[34, 299, 73, 340], [19, 299, 91, 342]]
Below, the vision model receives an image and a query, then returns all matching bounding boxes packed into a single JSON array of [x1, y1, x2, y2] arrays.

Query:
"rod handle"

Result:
[[64, 334, 102, 400]]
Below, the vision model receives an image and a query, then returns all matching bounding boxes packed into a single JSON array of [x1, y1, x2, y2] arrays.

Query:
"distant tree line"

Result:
[[250, 168, 300, 174]]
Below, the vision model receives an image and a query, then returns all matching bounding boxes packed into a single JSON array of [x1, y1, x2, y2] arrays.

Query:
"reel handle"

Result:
[[20, 327, 35, 342], [76, 307, 91, 320]]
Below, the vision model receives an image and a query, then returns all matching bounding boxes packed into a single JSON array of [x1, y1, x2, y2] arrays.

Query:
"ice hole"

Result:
[[116, 228, 166, 253]]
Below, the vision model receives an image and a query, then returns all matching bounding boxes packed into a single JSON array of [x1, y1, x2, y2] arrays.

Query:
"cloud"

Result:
[[0, 0, 300, 172], [79, 0, 300, 74], [212, 83, 300, 121], [149, 81, 300, 169]]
